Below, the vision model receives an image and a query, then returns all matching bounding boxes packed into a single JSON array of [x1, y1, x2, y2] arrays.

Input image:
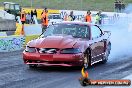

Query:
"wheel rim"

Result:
[[84, 53, 89, 68], [104, 45, 110, 60]]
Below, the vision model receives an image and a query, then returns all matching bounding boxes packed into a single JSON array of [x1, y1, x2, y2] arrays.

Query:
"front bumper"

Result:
[[23, 51, 84, 67]]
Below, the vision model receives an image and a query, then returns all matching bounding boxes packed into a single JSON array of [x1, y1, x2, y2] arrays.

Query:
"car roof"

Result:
[[3, 2, 19, 5]]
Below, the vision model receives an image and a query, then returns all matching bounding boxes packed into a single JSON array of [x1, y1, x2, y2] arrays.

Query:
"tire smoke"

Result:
[[102, 4, 132, 61]]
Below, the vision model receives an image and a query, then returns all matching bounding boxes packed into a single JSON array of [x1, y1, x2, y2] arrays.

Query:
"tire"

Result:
[[102, 43, 111, 64], [29, 64, 38, 68], [83, 50, 91, 69]]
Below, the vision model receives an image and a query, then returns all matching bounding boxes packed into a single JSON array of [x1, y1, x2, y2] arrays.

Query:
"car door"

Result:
[[90, 25, 105, 63]]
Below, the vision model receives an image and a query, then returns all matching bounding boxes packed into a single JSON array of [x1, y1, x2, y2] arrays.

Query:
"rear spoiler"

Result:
[[104, 31, 111, 36]]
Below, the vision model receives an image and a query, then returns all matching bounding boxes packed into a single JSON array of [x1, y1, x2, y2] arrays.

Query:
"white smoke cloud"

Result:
[[101, 5, 132, 62]]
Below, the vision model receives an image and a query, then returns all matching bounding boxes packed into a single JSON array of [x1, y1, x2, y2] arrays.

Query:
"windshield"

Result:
[[4, 4, 10, 9], [41, 23, 90, 39]]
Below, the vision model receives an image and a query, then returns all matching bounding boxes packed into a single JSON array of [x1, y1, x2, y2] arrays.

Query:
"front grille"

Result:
[[37, 48, 59, 54]]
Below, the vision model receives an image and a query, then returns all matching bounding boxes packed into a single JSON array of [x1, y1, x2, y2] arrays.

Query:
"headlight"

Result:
[[25, 46, 36, 53], [60, 48, 81, 54]]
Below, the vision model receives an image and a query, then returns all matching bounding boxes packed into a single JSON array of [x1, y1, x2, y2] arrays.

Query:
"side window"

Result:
[[10, 4, 15, 10], [91, 26, 101, 39], [48, 15, 52, 19], [15, 5, 20, 10], [4, 4, 10, 9]]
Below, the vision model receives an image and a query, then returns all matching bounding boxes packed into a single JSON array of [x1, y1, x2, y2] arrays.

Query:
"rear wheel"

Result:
[[102, 43, 111, 64], [83, 50, 91, 69]]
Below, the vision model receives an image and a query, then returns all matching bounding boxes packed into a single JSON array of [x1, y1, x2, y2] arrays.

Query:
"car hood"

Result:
[[27, 35, 81, 48]]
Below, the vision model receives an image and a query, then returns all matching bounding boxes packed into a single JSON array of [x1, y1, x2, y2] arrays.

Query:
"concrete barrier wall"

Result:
[[0, 19, 16, 31], [0, 19, 16, 35], [0, 35, 25, 52]]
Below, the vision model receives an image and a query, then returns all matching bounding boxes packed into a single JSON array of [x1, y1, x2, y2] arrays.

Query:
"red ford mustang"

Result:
[[23, 21, 111, 68]]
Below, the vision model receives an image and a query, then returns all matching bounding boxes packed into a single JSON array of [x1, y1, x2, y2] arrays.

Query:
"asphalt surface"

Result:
[[0, 50, 132, 88]]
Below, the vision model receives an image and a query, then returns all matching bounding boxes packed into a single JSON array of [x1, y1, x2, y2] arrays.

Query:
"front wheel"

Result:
[[83, 50, 91, 69]]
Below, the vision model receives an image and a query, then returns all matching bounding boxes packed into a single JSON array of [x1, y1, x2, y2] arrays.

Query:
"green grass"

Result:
[[0, 0, 132, 11]]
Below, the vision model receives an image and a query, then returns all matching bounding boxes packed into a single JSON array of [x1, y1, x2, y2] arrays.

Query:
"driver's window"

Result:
[[91, 26, 101, 39]]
